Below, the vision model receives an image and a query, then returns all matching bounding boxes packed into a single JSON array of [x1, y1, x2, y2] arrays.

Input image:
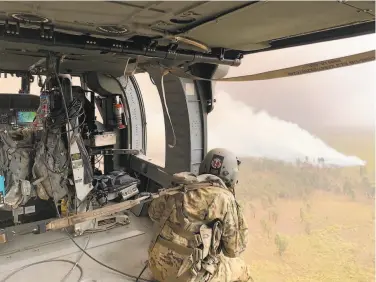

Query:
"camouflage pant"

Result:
[[149, 243, 253, 282], [210, 255, 253, 282]]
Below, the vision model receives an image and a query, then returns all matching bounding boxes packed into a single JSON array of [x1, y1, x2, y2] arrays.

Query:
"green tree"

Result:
[[275, 233, 288, 256], [300, 207, 306, 223], [260, 219, 271, 238], [269, 209, 279, 224], [249, 202, 256, 218], [304, 222, 311, 235]]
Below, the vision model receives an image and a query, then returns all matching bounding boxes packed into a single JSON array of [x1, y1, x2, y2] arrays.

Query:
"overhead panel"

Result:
[[183, 1, 375, 51], [0, 1, 374, 49], [0, 1, 248, 40], [148, 1, 248, 32], [0, 1, 374, 75]]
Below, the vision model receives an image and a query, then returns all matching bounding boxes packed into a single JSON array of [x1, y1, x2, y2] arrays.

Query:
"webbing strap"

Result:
[[159, 182, 224, 196], [149, 195, 176, 252], [166, 221, 196, 240], [158, 236, 194, 256], [166, 50, 375, 82]]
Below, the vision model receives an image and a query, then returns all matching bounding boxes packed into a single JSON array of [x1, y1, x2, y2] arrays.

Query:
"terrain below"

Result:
[[236, 156, 374, 282]]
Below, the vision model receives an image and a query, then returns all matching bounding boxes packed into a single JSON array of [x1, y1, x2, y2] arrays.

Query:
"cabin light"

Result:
[[11, 13, 49, 24]]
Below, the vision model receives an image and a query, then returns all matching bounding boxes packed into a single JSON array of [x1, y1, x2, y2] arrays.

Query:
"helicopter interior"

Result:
[[0, 1, 374, 282]]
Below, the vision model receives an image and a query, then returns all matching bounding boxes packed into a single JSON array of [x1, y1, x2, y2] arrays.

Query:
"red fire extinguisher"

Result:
[[114, 96, 125, 129]]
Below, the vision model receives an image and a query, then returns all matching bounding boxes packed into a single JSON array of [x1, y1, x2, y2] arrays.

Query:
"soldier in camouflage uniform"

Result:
[[148, 148, 253, 282]]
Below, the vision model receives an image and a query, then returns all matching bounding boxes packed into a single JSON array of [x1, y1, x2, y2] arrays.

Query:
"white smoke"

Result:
[[207, 91, 365, 167], [136, 72, 365, 168]]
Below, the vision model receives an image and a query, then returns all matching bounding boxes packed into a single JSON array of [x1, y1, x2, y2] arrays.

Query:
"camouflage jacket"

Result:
[[148, 173, 248, 281]]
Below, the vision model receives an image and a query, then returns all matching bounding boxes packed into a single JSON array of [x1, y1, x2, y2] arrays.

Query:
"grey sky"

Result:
[[215, 34, 375, 131]]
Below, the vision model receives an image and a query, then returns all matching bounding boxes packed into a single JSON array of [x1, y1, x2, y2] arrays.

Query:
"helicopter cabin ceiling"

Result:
[[0, 1, 374, 76]]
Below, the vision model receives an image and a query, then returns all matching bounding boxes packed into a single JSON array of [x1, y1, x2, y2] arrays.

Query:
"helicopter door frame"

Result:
[[118, 65, 224, 190]]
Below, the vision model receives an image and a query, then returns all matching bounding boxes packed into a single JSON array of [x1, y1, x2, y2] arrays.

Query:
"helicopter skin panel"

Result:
[[0, 1, 373, 53], [0, 1, 374, 75], [184, 1, 375, 51]]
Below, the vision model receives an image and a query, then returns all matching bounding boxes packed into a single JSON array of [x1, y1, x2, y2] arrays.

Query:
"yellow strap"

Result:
[[167, 50, 375, 82], [158, 183, 225, 200], [149, 196, 176, 251]]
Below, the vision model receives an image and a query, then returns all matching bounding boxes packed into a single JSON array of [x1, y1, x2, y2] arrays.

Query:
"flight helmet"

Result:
[[199, 148, 241, 189]]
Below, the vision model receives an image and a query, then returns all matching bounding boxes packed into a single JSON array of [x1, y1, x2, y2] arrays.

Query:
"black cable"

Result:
[[60, 234, 91, 282], [0, 259, 83, 282], [63, 229, 152, 282], [136, 264, 148, 282], [94, 155, 103, 165], [48, 99, 84, 124], [49, 97, 81, 118], [47, 98, 85, 132], [52, 66, 73, 160]]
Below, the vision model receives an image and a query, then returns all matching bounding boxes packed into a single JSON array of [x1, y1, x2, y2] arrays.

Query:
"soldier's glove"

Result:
[[139, 192, 153, 201]]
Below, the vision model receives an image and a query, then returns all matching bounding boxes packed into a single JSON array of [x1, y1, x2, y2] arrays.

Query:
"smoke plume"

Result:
[[136, 73, 365, 168], [207, 91, 365, 167]]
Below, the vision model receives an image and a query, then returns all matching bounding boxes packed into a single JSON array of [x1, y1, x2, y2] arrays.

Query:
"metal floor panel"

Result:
[[0, 213, 154, 282]]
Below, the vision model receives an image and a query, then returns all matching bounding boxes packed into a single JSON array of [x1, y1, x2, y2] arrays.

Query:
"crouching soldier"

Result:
[[148, 148, 253, 282]]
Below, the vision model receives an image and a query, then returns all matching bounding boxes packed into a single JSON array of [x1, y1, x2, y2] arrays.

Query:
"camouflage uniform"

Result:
[[148, 175, 253, 282]]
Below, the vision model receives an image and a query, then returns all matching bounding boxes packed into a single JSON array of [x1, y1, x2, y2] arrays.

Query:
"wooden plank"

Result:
[[46, 195, 150, 231]]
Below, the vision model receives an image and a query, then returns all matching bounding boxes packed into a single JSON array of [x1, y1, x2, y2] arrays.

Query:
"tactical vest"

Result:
[[150, 177, 228, 282], [0, 129, 35, 208]]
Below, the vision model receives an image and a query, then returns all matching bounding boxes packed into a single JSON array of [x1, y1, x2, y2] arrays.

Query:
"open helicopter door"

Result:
[[113, 64, 230, 215], [79, 63, 229, 217]]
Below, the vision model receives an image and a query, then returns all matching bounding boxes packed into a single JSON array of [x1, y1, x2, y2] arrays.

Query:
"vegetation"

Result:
[[274, 233, 288, 256], [260, 218, 271, 238], [268, 209, 278, 224], [236, 157, 375, 201], [236, 152, 374, 282]]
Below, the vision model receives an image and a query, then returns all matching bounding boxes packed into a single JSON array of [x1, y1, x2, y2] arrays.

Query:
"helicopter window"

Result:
[[84, 87, 104, 124], [0, 75, 21, 93], [71, 76, 81, 87], [134, 73, 166, 167]]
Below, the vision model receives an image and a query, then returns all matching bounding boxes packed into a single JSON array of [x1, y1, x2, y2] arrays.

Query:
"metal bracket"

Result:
[[123, 57, 139, 76], [91, 148, 139, 156], [33, 222, 47, 234], [167, 43, 179, 54], [19, 72, 33, 93], [46, 53, 61, 74], [28, 53, 61, 75], [219, 48, 226, 61], [40, 23, 54, 40], [4, 20, 20, 36], [0, 24, 241, 66], [147, 40, 158, 52], [0, 229, 7, 243], [37, 74, 44, 87]]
